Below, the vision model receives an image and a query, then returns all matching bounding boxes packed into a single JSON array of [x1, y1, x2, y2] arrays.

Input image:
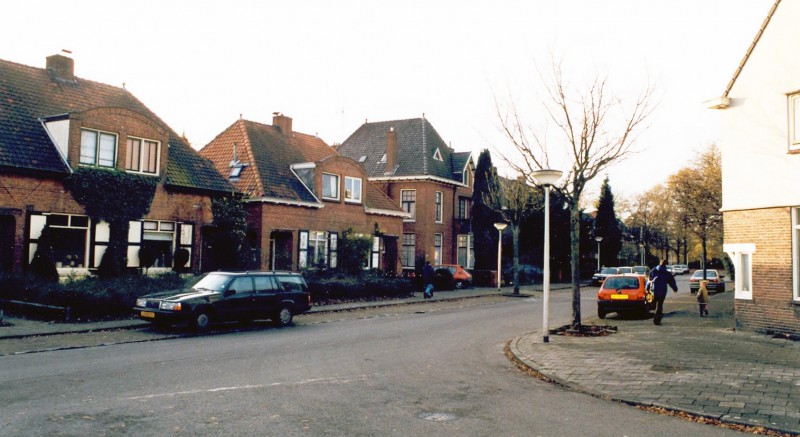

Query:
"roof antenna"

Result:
[[61, 49, 72, 54]]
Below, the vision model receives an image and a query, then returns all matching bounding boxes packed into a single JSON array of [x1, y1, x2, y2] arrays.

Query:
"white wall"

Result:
[[718, 0, 800, 211]]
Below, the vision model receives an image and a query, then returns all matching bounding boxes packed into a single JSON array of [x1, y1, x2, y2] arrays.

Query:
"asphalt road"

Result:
[[0, 278, 745, 436]]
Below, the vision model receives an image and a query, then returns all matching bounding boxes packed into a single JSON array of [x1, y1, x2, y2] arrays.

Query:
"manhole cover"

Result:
[[418, 412, 457, 422]]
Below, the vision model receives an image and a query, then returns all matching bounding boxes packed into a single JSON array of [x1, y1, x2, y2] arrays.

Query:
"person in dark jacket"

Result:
[[648, 259, 678, 325], [422, 260, 435, 299]]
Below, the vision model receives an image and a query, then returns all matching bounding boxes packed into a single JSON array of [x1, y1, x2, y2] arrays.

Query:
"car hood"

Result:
[[141, 288, 221, 301]]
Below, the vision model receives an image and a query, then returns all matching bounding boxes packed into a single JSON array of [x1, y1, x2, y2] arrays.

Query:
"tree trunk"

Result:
[[512, 223, 520, 295], [570, 200, 582, 328]]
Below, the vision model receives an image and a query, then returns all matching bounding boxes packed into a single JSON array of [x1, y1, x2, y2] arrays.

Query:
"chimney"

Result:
[[272, 113, 292, 134], [385, 127, 397, 173], [46, 54, 75, 81]]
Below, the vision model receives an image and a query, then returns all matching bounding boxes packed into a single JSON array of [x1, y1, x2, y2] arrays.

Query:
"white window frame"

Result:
[[435, 191, 443, 223], [126, 136, 161, 175], [344, 176, 363, 203], [724, 243, 756, 301], [401, 189, 416, 222], [401, 233, 415, 268], [789, 93, 800, 151], [322, 173, 340, 200], [308, 230, 328, 267], [80, 128, 117, 168], [433, 148, 443, 161]]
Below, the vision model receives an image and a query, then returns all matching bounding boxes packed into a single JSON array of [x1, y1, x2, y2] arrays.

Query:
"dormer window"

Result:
[[433, 148, 443, 161], [80, 129, 116, 168], [379, 154, 387, 164], [345, 176, 362, 203], [322, 173, 340, 200], [358, 155, 367, 163], [229, 165, 245, 179], [126, 137, 160, 175]]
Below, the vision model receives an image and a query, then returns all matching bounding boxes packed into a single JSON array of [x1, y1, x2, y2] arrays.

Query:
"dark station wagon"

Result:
[[133, 271, 311, 330]]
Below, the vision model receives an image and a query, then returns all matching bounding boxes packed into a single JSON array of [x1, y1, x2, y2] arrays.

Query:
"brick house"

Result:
[[706, 0, 800, 335], [198, 114, 407, 273], [0, 54, 233, 276], [336, 117, 474, 273]]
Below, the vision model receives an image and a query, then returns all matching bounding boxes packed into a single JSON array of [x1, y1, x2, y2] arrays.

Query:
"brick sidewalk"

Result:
[[509, 291, 800, 435]]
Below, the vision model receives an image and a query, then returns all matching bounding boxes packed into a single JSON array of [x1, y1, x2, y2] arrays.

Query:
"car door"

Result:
[[216, 276, 256, 321], [252, 275, 279, 319]]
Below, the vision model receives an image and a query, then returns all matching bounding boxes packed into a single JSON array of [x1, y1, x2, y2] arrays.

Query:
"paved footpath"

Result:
[[509, 290, 800, 435]]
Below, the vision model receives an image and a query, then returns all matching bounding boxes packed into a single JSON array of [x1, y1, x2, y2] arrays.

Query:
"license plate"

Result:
[[610, 294, 629, 300], [140, 311, 155, 318]]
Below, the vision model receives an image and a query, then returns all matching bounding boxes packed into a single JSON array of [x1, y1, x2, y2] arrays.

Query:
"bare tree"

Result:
[[483, 175, 541, 295], [495, 60, 655, 328]]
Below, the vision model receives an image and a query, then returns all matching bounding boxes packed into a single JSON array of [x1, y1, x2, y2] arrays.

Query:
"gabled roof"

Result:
[[0, 56, 232, 193], [199, 118, 405, 214], [337, 117, 471, 184]]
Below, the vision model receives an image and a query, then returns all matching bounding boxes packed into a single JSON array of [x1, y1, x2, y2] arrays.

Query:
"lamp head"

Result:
[[532, 169, 563, 186], [595, 236, 603, 242], [494, 223, 508, 231]]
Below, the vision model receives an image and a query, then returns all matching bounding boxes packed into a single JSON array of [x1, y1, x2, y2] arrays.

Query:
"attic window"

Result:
[[379, 154, 387, 164], [230, 166, 245, 179], [358, 155, 367, 163], [433, 148, 443, 161]]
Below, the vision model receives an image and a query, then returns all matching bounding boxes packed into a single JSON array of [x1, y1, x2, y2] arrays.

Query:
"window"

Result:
[[80, 129, 116, 168], [463, 169, 471, 187], [794, 207, 800, 301], [401, 189, 416, 221], [29, 214, 90, 268], [434, 233, 442, 265], [141, 220, 177, 267], [308, 231, 328, 267], [228, 277, 254, 294], [458, 197, 471, 220], [433, 148, 443, 161], [401, 233, 415, 268], [329, 232, 338, 269], [457, 234, 474, 269], [790, 93, 800, 150], [322, 174, 339, 200], [724, 243, 756, 301], [126, 137, 160, 174], [435, 191, 443, 223], [370, 236, 381, 269], [345, 176, 362, 203]]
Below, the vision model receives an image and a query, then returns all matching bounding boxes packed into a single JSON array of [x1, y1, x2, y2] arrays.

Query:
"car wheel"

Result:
[[598, 308, 606, 319], [192, 308, 212, 331], [455, 280, 465, 289], [273, 305, 294, 327]]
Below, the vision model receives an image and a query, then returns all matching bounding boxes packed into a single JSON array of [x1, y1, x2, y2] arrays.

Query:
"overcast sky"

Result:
[[1, 0, 774, 204]]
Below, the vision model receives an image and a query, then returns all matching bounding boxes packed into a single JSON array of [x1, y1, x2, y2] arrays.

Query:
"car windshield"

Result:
[[618, 267, 633, 274], [603, 277, 639, 290], [600, 268, 618, 274], [192, 273, 232, 292], [633, 266, 647, 274], [692, 270, 717, 279]]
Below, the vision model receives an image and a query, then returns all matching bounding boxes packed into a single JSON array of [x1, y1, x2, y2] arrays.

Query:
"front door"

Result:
[[0, 215, 14, 272]]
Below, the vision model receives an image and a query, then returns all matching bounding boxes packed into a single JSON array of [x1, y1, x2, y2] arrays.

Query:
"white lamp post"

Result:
[[494, 223, 508, 291], [532, 169, 562, 343], [595, 236, 603, 271]]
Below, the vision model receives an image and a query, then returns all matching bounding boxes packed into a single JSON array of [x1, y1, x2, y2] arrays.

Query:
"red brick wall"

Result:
[[724, 207, 800, 335]]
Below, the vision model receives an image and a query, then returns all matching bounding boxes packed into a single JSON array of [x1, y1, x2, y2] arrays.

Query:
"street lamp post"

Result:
[[595, 236, 603, 271], [494, 223, 508, 291], [532, 169, 562, 344]]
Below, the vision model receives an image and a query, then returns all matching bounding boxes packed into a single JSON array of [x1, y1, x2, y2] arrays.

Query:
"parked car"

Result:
[[617, 266, 633, 274], [632, 265, 649, 275], [592, 267, 620, 286], [666, 265, 675, 274], [597, 274, 655, 319], [133, 271, 311, 330], [432, 264, 473, 289], [689, 269, 725, 293], [672, 264, 689, 275], [502, 264, 543, 286]]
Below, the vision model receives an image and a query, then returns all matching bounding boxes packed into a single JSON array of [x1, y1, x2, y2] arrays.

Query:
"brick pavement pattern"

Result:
[[509, 291, 800, 435]]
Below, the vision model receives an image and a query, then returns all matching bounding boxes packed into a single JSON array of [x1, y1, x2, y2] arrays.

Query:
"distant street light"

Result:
[[494, 223, 508, 291], [532, 169, 562, 344], [595, 236, 604, 271]]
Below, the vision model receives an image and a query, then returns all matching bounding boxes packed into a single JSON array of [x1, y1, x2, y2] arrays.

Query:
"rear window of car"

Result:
[[600, 268, 618, 274], [692, 270, 717, 278], [603, 277, 639, 289], [277, 275, 306, 292]]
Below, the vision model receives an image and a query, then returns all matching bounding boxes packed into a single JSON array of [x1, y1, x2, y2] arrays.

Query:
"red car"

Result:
[[597, 274, 655, 319], [432, 264, 473, 289]]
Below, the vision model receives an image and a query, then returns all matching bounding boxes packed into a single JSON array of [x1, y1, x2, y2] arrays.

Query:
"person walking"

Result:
[[648, 259, 678, 325], [697, 280, 710, 317], [422, 260, 435, 299]]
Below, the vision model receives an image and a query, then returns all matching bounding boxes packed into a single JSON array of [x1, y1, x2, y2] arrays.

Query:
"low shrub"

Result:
[[303, 270, 413, 304], [0, 272, 190, 321]]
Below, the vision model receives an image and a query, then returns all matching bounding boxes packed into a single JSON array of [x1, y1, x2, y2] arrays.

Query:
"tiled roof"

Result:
[[451, 151, 472, 183], [0, 57, 232, 193], [337, 117, 469, 183], [199, 119, 404, 214]]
